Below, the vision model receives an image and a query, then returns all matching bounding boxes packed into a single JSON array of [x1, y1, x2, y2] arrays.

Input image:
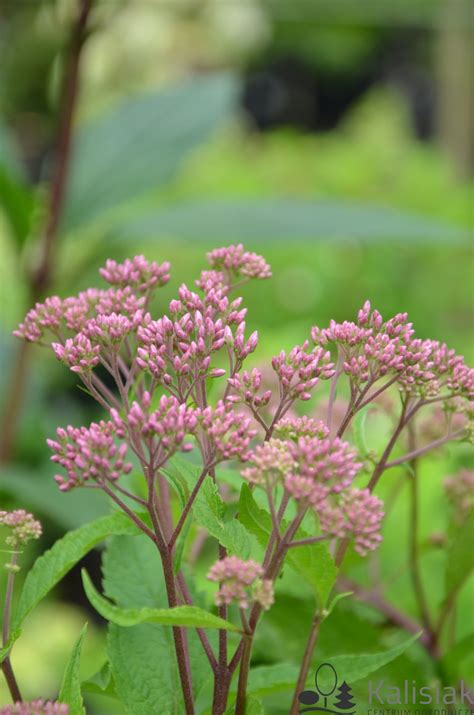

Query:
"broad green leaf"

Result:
[[58, 624, 88, 715], [445, 511, 474, 598], [62, 74, 238, 233], [316, 632, 421, 689], [83, 570, 239, 631], [13, 512, 140, 637], [117, 198, 469, 244], [225, 694, 265, 715], [194, 475, 226, 524], [247, 663, 299, 696], [239, 484, 338, 607], [440, 633, 474, 683], [103, 535, 216, 712]]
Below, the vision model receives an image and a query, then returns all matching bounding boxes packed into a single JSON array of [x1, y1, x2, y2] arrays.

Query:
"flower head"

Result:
[[52, 334, 100, 374], [47, 421, 132, 491], [242, 439, 295, 486], [14, 297, 64, 343], [272, 343, 335, 401], [199, 401, 256, 461], [99, 255, 170, 292], [207, 556, 273, 610], [318, 488, 384, 556], [206, 244, 271, 282], [0, 510, 42, 550]]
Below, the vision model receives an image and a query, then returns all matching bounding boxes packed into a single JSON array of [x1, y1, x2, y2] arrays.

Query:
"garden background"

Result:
[[0, 0, 472, 712]]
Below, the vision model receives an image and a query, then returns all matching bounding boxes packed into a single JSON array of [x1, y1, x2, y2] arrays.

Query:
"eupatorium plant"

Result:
[[2, 245, 472, 714]]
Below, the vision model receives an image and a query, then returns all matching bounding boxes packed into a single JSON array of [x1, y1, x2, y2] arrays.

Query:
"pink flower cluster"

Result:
[[0, 703, 68, 715], [14, 256, 166, 346], [0, 510, 42, 549], [274, 416, 330, 440], [311, 300, 474, 400], [207, 556, 274, 610], [111, 393, 198, 462], [137, 283, 258, 390], [205, 244, 272, 283], [242, 439, 295, 486], [100, 255, 170, 292], [271, 343, 335, 402], [319, 488, 384, 556], [47, 421, 132, 491], [52, 334, 100, 374], [227, 369, 272, 410], [200, 401, 257, 461]]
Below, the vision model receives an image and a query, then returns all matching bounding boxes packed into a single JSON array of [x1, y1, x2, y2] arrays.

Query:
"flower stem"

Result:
[[289, 613, 322, 715], [1, 553, 22, 702], [235, 611, 253, 715]]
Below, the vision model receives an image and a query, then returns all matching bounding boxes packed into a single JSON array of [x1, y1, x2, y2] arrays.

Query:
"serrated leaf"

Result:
[[58, 624, 88, 715], [83, 569, 239, 631], [11, 512, 141, 644], [102, 535, 217, 712], [239, 484, 338, 607], [316, 632, 421, 689]]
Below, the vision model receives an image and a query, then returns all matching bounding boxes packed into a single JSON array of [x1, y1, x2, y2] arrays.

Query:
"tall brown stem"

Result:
[[0, 0, 93, 463]]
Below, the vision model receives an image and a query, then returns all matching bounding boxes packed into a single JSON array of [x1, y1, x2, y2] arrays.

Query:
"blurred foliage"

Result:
[[0, 0, 472, 710]]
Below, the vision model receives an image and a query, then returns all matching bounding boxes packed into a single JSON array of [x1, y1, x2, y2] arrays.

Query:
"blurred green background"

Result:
[[0, 0, 473, 712]]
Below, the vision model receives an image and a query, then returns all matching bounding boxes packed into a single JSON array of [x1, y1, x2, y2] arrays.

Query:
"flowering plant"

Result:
[[2, 245, 472, 714]]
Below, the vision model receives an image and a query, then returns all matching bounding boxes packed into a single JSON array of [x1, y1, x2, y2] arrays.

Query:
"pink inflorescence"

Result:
[[14, 297, 64, 342], [52, 334, 100, 374], [227, 368, 272, 410], [242, 439, 295, 486], [111, 393, 198, 461], [99, 255, 171, 292], [199, 401, 257, 461], [311, 300, 473, 401], [272, 343, 335, 402], [47, 421, 132, 491], [0, 702, 68, 715], [284, 435, 362, 507], [319, 488, 384, 556], [205, 244, 272, 282], [0, 510, 42, 549], [274, 415, 330, 440], [137, 283, 258, 388], [207, 556, 274, 610]]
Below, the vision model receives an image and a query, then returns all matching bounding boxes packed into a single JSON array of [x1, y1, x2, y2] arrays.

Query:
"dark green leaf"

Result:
[[58, 623, 88, 715], [62, 74, 238, 233], [12, 512, 140, 639], [117, 199, 469, 244]]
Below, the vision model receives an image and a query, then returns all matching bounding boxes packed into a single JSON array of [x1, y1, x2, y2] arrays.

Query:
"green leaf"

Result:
[[58, 624, 88, 715], [12, 512, 140, 639], [117, 198, 469, 244], [239, 484, 338, 607], [247, 663, 299, 696], [83, 570, 239, 631], [445, 511, 474, 599], [62, 74, 238, 233], [102, 535, 216, 712], [323, 591, 354, 620], [316, 632, 421, 689], [81, 661, 116, 696]]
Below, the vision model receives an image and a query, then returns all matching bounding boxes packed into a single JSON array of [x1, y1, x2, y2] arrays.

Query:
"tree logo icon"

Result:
[[297, 662, 356, 714]]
